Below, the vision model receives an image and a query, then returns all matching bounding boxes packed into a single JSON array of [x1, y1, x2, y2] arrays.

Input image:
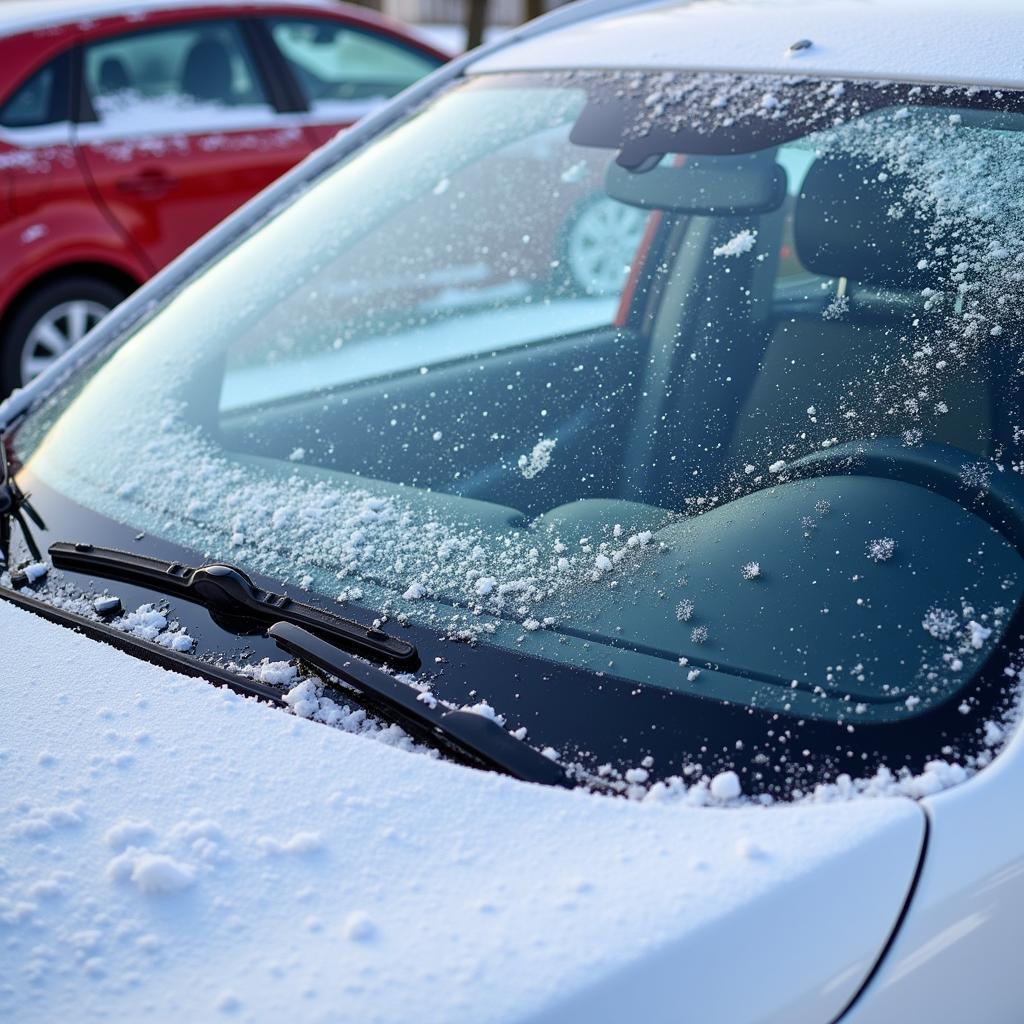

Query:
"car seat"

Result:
[[181, 38, 234, 104], [729, 154, 993, 462]]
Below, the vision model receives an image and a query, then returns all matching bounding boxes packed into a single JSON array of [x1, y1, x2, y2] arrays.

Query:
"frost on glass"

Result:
[[15, 71, 1024, 797]]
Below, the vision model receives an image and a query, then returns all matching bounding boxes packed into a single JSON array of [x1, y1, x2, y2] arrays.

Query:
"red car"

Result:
[[0, 0, 447, 392]]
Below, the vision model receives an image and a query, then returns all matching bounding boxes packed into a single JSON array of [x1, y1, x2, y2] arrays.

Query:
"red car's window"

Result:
[[266, 16, 440, 118], [81, 19, 272, 129], [0, 51, 71, 129]]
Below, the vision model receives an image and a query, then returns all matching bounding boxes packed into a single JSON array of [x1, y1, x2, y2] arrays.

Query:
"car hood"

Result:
[[0, 600, 924, 1024]]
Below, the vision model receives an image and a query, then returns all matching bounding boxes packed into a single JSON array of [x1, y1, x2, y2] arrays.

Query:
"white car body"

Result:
[[3, 1, 1023, 1021]]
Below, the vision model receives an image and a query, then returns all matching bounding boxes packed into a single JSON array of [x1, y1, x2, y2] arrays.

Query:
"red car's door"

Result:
[[74, 17, 311, 273], [260, 15, 444, 148]]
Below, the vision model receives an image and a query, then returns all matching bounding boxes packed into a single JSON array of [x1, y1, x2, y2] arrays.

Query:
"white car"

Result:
[[2, 0, 1023, 1021]]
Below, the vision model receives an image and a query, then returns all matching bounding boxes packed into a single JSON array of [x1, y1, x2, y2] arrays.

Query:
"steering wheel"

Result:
[[789, 438, 1024, 556]]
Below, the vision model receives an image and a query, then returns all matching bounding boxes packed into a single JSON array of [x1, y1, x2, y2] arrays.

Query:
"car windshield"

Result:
[[14, 69, 1024, 791]]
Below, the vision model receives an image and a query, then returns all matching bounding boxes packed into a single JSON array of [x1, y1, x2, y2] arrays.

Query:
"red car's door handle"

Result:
[[115, 168, 177, 199]]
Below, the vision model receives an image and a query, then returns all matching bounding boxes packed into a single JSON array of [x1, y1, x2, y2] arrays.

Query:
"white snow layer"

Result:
[[0, 601, 923, 1023]]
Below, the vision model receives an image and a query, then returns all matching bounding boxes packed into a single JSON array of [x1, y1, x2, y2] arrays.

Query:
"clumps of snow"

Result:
[[104, 819, 156, 851], [461, 700, 506, 726], [403, 581, 427, 600], [517, 437, 556, 479], [245, 663, 434, 758], [712, 228, 757, 258], [984, 720, 1004, 746], [256, 831, 323, 855], [117, 604, 195, 652], [740, 561, 761, 581], [822, 293, 849, 320], [967, 620, 993, 650], [709, 770, 742, 802], [865, 537, 896, 563], [676, 598, 694, 622], [284, 679, 321, 720], [922, 607, 958, 640], [768, 459, 786, 474], [253, 660, 298, 686], [21, 562, 48, 583], [6, 800, 85, 840], [107, 849, 195, 894]]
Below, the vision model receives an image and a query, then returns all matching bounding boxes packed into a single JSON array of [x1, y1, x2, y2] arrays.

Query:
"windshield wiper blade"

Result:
[[49, 541, 418, 669], [269, 621, 572, 788]]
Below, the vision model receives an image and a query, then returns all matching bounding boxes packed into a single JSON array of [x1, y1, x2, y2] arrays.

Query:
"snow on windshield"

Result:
[[12, 70, 1024, 798]]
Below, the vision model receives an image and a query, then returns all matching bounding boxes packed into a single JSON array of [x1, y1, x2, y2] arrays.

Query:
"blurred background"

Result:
[[0, 0, 585, 396], [362, 0, 570, 51]]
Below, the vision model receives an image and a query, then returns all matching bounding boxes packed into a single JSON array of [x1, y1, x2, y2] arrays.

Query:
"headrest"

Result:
[[794, 155, 945, 292], [182, 39, 233, 104], [99, 57, 131, 94]]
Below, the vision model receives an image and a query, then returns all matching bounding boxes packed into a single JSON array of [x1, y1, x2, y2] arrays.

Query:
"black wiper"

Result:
[[270, 621, 572, 788], [0, 427, 45, 565], [49, 541, 418, 669]]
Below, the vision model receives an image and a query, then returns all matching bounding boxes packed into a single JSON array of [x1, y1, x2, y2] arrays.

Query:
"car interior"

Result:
[[85, 23, 265, 110], [215, 137, 1014, 524]]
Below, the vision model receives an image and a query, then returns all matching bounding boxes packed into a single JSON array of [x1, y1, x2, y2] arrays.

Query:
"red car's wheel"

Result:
[[563, 195, 649, 296], [2, 277, 126, 392]]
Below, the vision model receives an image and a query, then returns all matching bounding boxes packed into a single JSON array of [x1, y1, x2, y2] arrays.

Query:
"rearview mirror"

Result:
[[605, 154, 787, 215]]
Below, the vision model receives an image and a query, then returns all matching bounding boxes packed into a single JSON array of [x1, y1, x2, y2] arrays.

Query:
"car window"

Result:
[[18, 72, 1024, 793], [0, 52, 71, 129], [267, 16, 439, 117], [81, 20, 272, 132]]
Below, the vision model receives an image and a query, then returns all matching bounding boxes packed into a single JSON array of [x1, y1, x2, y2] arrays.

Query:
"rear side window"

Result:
[[267, 17, 438, 115], [81, 19, 271, 129], [0, 51, 71, 128]]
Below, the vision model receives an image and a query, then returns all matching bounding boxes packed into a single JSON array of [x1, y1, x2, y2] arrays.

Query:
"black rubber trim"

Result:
[[830, 806, 931, 1022], [0, 584, 285, 705]]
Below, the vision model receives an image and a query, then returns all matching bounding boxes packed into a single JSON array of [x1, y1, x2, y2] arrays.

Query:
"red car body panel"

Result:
[[78, 123, 311, 273], [0, 1, 447, 336]]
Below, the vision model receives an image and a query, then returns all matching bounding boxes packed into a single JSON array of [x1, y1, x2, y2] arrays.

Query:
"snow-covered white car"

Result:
[[3, 0, 1024, 1021]]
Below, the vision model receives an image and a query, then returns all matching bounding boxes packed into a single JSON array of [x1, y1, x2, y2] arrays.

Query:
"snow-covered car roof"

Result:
[[471, 0, 1024, 90]]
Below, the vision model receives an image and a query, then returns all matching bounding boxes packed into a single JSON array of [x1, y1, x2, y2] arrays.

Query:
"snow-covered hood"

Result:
[[1, 601, 924, 1023]]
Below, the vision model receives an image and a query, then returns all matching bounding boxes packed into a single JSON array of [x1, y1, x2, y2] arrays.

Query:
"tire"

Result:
[[562, 195, 649, 297], [1, 276, 126, 394]]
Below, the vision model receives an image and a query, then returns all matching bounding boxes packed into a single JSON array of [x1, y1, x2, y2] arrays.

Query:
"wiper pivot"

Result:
[[270, 621, 571, 788], [0, 428, 45, 565], [49, 541, 417, 669]]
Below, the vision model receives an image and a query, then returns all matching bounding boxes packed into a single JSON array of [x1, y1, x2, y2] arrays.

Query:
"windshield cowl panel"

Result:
[[11, 69, 1024, 800]]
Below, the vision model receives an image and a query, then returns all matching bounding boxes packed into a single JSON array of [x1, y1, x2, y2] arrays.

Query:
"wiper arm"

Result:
[[0, 427, 45, 565], [270, 621, 572, 788], [49, 541, 418, 669]]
